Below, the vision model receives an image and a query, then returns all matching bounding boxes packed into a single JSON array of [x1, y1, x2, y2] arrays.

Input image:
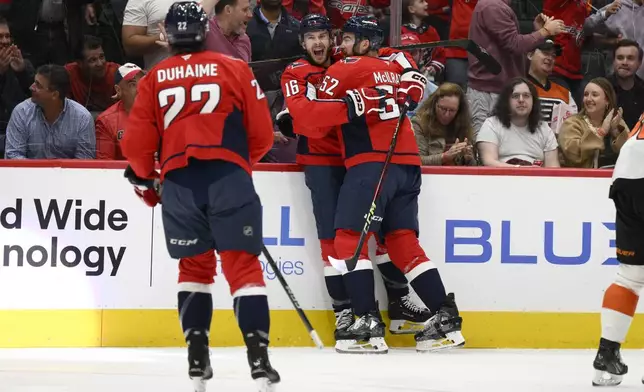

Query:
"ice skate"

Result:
[[186, 329, 213, 392], [388, 293, 431, 335], [334, 308, 355, 341], [335, 311, 389, 354], [415, 293, 465, 352], [245, 331, 281, 392], [592, 338, 628, 387]]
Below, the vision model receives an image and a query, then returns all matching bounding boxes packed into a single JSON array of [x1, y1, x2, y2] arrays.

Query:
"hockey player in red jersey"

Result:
[[315, 15, 465, 353], [278, 13, 432, 350], [120, 2, 280, 391]]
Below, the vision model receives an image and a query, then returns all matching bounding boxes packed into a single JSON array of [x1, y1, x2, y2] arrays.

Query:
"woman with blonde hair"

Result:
[[559, 77, 629, 168], [411, 82, 476, 165]]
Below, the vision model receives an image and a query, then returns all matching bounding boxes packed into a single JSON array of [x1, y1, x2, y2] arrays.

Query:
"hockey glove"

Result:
[[124, 165, 161, 207], [397, 69, 428, 111], [275, 108, 295, 138], [344, 87, 388, 121]]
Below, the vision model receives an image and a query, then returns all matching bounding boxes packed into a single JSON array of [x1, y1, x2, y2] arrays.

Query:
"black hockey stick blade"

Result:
[[465, 40, 502, 75], [261, 244, 324, 349], [345, 104, 409, 272]]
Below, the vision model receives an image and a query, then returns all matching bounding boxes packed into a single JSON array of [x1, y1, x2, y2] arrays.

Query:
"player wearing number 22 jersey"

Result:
[[305, 15, 465, 354], [593, 112, 644, 387], [121, 2, 281, 392]]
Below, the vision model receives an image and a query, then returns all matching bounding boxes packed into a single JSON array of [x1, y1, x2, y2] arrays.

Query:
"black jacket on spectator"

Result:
[[611, 74, 644, 130], [0, 60, 34, 158], [8, 0, 90, 67], [247, 6, 301, 93]]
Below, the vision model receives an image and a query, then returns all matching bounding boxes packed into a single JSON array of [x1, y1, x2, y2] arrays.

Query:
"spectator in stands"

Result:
[[587, 0, 643, 79], [467, 0, 565, 140], [425, 0, 450, 39], [0, 17, 34, 159], [95, 63, 144, 160], [247, 0, 301, 62], [8, 0, 87, 68], [610, 40, 644, 129], [84, 0, 142, 65], [65, 35, 120, 116], [527, 40, 577, 124], [401, 0, 445, 77], [4, 64, 95, 159], [444, 0, 477, 88], [411, 82, 476, 166], [477, 77, 560, 167], [542, 0, 604, 104], [122, 0, 175, 70], [559, 77, 628, 168], [257, 0, 326, 20], [206, 0, 253, 62], [326, 0, 390, 31]]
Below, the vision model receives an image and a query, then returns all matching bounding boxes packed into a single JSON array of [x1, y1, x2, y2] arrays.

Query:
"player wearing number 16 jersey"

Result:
[[121, 2, 280, 392], [593, 112, 644, 387], [314, 15, 465, 353]]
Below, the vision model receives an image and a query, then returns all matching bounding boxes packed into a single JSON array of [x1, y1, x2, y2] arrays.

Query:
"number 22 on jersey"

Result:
[[158, 80, 265, 129]]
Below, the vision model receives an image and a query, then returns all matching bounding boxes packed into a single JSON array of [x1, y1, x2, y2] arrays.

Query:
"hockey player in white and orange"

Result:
[[593, 111, 644, 387]]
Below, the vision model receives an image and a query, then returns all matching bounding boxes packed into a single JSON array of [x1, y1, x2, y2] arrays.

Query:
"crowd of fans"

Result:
[[0, 0, 641, 169]]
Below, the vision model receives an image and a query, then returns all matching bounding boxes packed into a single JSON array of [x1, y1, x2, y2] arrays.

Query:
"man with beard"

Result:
[[205, 0, 253, 62], [95, 63, 145, 160], [610, 40, 644, 130], [65, 35, 120, 114], [279, 14, 433, 351], [247, 0, 301, 62], [5, 64, 95, 159], [527, 39, 577, 124]]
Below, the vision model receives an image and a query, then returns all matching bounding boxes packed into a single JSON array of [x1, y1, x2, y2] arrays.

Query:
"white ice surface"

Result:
[[2, 347, 644, 391]]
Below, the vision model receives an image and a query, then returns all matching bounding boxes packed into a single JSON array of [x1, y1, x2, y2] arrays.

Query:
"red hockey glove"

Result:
[[124, 165, 161, 207], [344, 87, 388, 121], [397, 69, 428, 111]]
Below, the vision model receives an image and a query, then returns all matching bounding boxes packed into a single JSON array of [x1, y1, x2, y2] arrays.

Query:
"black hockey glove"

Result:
[[275, 108, 295, 138]]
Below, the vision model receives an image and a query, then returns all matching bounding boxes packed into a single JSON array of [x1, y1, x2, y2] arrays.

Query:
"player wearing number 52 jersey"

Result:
[[312, 15, 464, 354], [121, 3, 280, 392], [593, 112, 644, 387]]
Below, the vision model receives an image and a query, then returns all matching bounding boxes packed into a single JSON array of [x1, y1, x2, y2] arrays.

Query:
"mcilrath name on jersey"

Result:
[[374, 71, 400, 85], [157, 63, 219, 83]]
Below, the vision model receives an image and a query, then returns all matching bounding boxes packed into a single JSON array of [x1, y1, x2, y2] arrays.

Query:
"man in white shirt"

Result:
[[122, 0, 217, 70], [476, 77, 560, 167]]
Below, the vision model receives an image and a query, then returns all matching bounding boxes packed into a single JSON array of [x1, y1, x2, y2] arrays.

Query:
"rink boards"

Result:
[[0, 162, 642, 349]]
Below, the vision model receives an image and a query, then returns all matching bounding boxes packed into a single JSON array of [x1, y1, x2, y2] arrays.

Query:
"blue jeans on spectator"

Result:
[[445, 58, 469, 90]]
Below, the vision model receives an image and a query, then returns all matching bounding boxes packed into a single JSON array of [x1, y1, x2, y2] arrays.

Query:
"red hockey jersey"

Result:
[[543, 0, 590, 80], [95, 100, 128, 160], [281, 59, 346, 166], [401, 23, 446, 72], [315, 55, 421, 168], [446, 0, 478, 59], [121, 51, 274, 181]]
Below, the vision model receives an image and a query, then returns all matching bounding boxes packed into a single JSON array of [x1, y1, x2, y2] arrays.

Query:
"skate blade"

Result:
[[335, 337, 389, 354], [416, 331, 466, 353], [255, 376, 278, 392], [593, 369, 623, 386], [389, 319, 427, 335]]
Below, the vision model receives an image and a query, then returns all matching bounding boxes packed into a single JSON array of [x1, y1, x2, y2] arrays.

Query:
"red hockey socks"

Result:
[[374, 237, 410, 300], [177, 251, 217, 340], [320, 239, 351, 312], [334, 229, 377, 317], [386, 230, 447, 313], [220, 250, 270, 339]]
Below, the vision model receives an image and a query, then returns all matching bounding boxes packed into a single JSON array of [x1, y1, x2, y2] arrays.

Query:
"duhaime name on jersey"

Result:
[[445, 219, 617, 265], [157, 63, 219, 83], [0, 198, 128, 276]]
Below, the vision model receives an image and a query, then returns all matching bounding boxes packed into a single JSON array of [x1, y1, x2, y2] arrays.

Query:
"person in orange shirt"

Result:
[[94, 63, 145, 160]]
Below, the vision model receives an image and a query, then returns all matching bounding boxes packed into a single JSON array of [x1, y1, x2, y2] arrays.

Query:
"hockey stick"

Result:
[[249, 39, 502, 75], [261, 244, 325, 349], [344, 105, 409, 273]]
